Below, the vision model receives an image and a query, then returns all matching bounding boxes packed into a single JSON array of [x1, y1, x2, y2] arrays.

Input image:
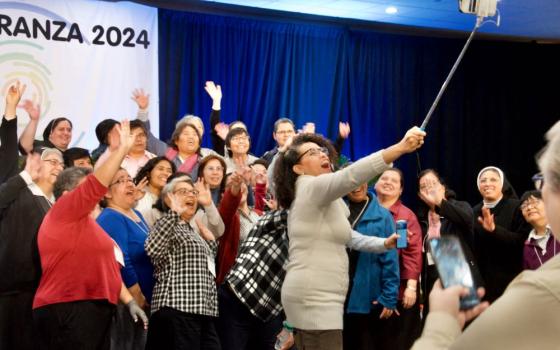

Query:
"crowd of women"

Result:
[[0, 79, 558, 350]]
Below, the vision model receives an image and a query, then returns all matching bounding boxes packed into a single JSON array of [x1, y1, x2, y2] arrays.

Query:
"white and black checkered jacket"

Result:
[[146, 211, 218, 317], [226, 209, 289, 322]]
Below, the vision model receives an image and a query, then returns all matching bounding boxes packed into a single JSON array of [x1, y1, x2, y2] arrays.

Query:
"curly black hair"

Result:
[[273, 133, 338, 209]]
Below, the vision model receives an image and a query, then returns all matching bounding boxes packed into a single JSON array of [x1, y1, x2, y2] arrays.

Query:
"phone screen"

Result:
[[429, 236, 480, 310]]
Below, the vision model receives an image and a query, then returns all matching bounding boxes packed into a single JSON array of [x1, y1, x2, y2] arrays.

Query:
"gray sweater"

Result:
[[281, 151, 390, 330]]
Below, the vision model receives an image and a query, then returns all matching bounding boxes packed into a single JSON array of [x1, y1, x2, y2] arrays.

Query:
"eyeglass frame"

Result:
[[520, 196, 543, 211], [110, 177, 134, 187], [42, 158, 65, 168], [296, 146, 329, 163], [173, 188, 199, 197]]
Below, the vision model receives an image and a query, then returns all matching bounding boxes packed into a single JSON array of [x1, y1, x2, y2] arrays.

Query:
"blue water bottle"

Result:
[[396, 220, 408, 249]]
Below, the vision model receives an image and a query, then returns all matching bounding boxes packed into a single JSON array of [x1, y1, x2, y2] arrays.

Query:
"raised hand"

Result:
[[195, 218, 215, 241], [5, 80, 27, 118], [255, 172, 267, 186], [167, 192, 187, 215], [419, 184, 444, 208], [19, 99, 40, 121], [398, 126, 426, 154], [228, 172, 244, 196], [339, 121, 351, 139], [300, 122, 315, 134], [237, 165, 253, 185], [194, 178, 212, 207], [134, 177, 149, 201], [279, 135, 294, 153], [478, 207, 496, 232], [214, 122, 229, 140], [131, 88, 150, 110], [204, 81, 222, 103], [24, 153, 42, 181], [116, 119, 134, 153], [264, 197, 278, 210]]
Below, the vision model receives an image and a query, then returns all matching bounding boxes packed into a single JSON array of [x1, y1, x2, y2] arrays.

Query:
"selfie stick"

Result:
[[420, 17, 482, 130]]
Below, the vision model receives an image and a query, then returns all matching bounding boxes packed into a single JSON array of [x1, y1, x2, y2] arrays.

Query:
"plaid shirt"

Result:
[[226, 209, 289, 322], [146, 211, 218, 317]]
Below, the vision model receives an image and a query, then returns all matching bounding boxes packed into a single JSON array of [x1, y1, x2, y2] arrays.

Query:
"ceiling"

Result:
[[197, 0, 560, 41]]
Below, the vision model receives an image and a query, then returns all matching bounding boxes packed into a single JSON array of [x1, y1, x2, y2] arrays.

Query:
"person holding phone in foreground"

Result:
[[412, 120, 560, 349]]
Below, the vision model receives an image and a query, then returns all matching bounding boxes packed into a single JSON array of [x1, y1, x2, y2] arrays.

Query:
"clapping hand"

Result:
[[478, 207, 496, 232]]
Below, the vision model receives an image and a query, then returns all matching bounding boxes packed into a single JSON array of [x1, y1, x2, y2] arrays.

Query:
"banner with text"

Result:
[[0, 0, 159, 149]]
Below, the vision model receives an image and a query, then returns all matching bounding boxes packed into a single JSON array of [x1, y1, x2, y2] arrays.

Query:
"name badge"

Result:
[[114, 245, 125, 267], [207, 256, 216, 277], [426, 251, 435, 266]]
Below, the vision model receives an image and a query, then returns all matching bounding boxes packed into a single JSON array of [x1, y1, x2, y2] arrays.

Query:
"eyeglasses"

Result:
[[205, 166, 224, 172], [42, 158, 64, 168], [231, 135, 250, 143], [520, 198, 542, 211], [532, 173, 544, 190], [296, 146, 329, 163], [173, 188, 199, 197], [110, 177, 134, 186]]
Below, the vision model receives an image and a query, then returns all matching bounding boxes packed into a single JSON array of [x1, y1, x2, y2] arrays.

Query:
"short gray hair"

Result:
[[160, 175, 193, 211], [177, 114, 204, 134], [40, 147, 63, 162], [538, 120, 560, 192], [53, 167, 93, 200]]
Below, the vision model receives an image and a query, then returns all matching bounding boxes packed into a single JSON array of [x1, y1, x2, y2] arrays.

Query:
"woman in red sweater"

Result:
[[32, 121, 147, 350]]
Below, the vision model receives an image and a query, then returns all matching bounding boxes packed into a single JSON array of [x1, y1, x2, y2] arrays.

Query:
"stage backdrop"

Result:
[[158, 9, 560, 206], [0, 0, 159, 149]]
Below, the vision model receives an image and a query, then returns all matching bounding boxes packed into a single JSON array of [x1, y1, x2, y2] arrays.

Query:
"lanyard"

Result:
[[534, 241, 557, 267]]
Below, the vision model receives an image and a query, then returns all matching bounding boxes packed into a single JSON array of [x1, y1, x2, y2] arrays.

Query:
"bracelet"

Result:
[[406, 286, 417, 291]]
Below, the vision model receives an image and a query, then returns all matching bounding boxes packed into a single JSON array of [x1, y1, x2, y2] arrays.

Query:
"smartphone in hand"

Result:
[[429, 236, 480, 310]]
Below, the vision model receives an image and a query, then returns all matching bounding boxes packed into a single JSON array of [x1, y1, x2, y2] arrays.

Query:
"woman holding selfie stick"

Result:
[[273, 126, 425, 350]]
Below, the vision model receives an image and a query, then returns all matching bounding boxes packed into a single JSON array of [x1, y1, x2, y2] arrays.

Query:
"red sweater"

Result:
[[389, 200, 423, 300], [33, 175, 122, 309]]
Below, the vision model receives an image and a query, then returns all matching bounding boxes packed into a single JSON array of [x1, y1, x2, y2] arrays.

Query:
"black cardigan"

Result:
[[473, 198, 531, 302], [0, 117, 19, 185], [417, 197, 483, 296]]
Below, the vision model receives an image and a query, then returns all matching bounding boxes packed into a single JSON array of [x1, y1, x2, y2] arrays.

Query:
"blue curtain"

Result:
[[158, 9, 560, 205]]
